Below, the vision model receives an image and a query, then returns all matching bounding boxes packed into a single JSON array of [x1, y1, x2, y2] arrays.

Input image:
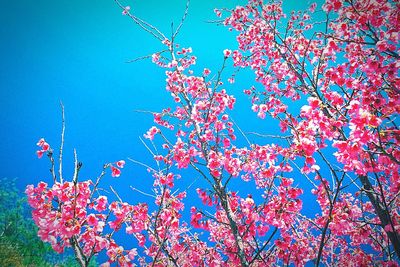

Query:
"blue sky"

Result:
[[0, 0, 254, 192], [0, 0, 319, 192]]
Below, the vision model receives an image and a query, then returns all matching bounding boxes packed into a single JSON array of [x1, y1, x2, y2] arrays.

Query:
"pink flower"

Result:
[[36, 138, 50, 158], [86, 214, 98, 226], [135, 233, 145, 246], [144, 126, 159, 140], [159, 172, 174, 187], [307, 97, 321, 109], [116, 160, 125, 168], [384, 224, 394, 233], [94, 196, 108, 211], [111, 166, 121, 177], [128, 248, 137, 260], [214, 8, 222, 17], [36, 150, 45, 159], [223, 49, 232, 58], [223, 138, 231, 148], [122, 6, 130, 15], [42, 142, 50, 151], [36, 138, 46, 146], [309, 2, 317, 13], [203, 68, 211, 76], [332, 0, 342, 11]]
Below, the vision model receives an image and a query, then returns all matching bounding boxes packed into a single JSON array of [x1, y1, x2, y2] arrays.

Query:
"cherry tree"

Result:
[[26, 0, 399, 266]]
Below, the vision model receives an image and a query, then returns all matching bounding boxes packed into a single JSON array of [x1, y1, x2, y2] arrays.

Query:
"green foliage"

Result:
[[0, 178, 96, 267]]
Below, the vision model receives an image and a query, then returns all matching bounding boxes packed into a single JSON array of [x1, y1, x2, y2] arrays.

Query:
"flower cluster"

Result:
[[110, 160, 125, 177], [36, 138, 50, 158]]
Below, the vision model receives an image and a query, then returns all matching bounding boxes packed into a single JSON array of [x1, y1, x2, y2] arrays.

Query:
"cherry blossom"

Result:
[[121, 6, 130, 15], [36, 137, 50, 158]]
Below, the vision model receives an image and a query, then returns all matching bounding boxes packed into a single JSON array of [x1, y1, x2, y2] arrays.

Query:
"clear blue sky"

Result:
[[0, 0, 246, 190], [0, 0, 319, 192]]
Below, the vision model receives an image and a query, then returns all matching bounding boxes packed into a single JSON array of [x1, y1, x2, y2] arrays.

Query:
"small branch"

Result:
[[126, 54, 152, 63], [89, 163, 110, 199], [72, 149, 82, 184], [172, 0, 190, 39], [70, 236, 88, 267], [139, 136, 158, 158], [315, 177, 343, 266], [246, 132, 292, 140], [249, 227, 278, 264], [289, 159, 318, 189], [110, 185, 123, 202], [48, 149, 57, 183], [130, 186, 156, 198], [128, 157, 157, 173], [114, 0, 166, 42], [126, 49, 169, 63], [231, 116, 252, 146], [59, 101, 65, 183]]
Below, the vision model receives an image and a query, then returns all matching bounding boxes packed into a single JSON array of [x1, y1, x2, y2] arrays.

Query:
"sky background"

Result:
[[1, 0, 321, 263], [1, 0, 250, 193]]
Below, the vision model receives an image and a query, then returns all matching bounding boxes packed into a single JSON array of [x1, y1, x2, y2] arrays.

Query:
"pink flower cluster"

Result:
[[26, 176, 150, 266], [36, 138, 50, 158], [110, 160, 125, 177]]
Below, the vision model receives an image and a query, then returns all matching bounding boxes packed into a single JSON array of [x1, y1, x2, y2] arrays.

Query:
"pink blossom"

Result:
[[122, 6, 130, 15], [36, 138, 46, 147], [223, 49, 232, 58], [128, 248, 137, 260], [86, 214, 98, 226], [94, 196, 108, 212], [309, 2, 317, 13], [203, 68, 211, 76], [116, 160, 125, 168], [36, 138, 50, 158], [214, 8, 222, 17], [36, 150, 45, 159], [144, 126, 159, 140], [222, 137, 231, 148], [111, 166, 121, 177]]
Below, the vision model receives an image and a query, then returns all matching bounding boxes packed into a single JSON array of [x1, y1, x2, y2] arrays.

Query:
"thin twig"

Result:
[[126, 54, 152, 63], [231, 116, 252, 146], [89, 163, 110, 199], [59, 101, 65, 183], [246, 131, 292, 140], [114, 0, 166, 42], [128, 157, 157, 173], [126, 49, 169, 63], [130, 186, 156, 198], [72, 149, 81, 183], [48, 150, 57, 183], [173, 0, 190, 39], [110, 185, 123, 202]]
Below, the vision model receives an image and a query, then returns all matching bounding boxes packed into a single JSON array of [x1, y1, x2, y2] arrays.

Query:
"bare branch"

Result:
[[173, 0, 190, 40], [59, 101, 65, 183]]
